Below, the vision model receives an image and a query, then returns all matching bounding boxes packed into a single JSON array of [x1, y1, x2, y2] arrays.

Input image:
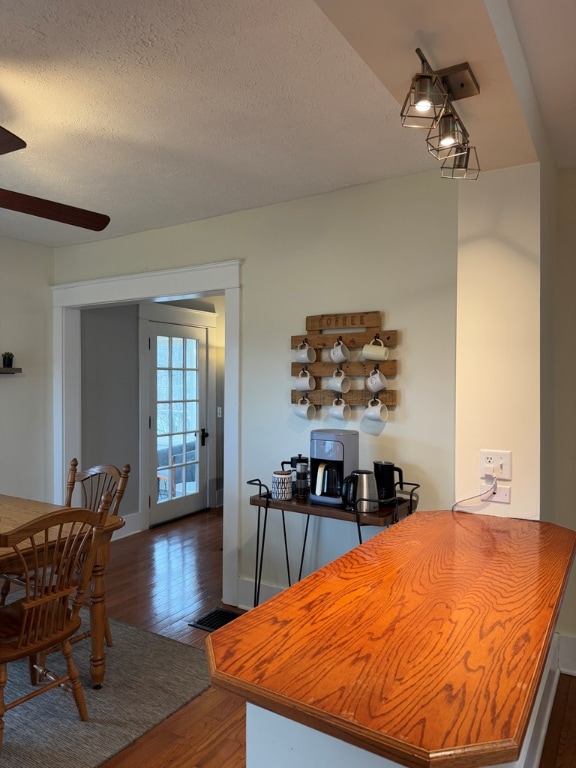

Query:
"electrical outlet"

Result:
[[480, 481, 511, 504], [479, 450, 512, 481]]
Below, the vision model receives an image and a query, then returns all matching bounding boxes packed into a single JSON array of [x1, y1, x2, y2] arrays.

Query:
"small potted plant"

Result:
[[2, 352, 14, 368]]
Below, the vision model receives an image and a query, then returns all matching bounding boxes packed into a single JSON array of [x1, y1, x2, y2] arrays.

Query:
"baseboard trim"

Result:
[[112, 510, 145, 539], [559, 633, 576, 675]]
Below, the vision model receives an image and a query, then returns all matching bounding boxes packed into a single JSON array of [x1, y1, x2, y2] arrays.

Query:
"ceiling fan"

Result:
[[0, 125, 110, 231]]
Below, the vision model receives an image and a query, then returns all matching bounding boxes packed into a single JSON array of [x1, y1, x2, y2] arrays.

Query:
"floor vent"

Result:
[[189, 608, 241, 632]]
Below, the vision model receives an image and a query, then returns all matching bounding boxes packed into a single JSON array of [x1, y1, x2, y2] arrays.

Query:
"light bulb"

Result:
[[438, 114, 458, 147], [415, 98, 432, 113]]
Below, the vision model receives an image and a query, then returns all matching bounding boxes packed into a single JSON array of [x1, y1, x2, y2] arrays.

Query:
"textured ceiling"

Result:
[[0, 0, 573, 248]]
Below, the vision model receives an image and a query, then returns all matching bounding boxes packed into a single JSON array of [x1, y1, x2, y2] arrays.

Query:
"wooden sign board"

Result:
[[305, 311, 382, 332]]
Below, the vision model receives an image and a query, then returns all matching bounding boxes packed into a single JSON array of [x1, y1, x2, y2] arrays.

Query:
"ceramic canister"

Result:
[[272, 470, 292, 500]]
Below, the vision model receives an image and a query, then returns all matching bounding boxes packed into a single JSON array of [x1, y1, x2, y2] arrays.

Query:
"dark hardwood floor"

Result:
[[100, 507, 575, 768], [101, 507, 246, 768]]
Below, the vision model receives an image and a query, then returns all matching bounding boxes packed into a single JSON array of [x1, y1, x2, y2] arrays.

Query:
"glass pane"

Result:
[[171, 402, 184, 432], [172, 433, 184, 465], [185, 463, 198, 494], [185, 402, 198, 431], [157, 471, 170, 502], [172, 370, 183, 400], [157, 436, 170, 470], [157, 404, 170, 435], [172, 337, 184, 368], [185, 432, 197, 462], [173, 464, 184, 498], [185, 371, 197, 400], [157, 370, 169, 401], [185, 339, 198, 368], [157, 336, 169, 368]]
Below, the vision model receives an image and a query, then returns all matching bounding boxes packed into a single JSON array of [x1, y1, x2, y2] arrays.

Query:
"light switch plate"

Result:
[[480, 450, 512, 481]]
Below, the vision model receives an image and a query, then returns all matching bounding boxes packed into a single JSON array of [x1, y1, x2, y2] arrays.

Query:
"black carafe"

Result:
[[321, 464, 341, 497], [374, 461, 403, 502]]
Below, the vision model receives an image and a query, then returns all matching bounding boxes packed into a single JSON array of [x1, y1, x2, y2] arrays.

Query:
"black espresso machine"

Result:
[[309, 428, 359, 506]]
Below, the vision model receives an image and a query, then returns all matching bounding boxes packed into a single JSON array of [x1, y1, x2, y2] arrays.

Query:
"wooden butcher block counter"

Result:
[[207, 510, 576, 768]]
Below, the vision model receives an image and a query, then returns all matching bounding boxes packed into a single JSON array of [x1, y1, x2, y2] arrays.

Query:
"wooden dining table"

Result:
[[0, 493, 125, 688]]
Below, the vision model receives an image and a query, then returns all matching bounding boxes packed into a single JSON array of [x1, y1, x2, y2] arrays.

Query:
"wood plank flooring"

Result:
[[101, 507, 246, 768], [99, 507, 575, 768]]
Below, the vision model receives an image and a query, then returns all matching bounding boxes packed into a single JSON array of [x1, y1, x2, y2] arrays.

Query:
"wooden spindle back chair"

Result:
[[0, 497, 111, 749], [63, 458, 130, 649], [65, 458, 131, 518], [0, 459, 130, 611]]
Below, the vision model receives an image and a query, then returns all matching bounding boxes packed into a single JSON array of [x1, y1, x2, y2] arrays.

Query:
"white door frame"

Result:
[[52, 260, 241, 606]]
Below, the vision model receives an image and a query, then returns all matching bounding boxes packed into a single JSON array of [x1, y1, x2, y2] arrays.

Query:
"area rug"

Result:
[[0, 614, 211, 768]]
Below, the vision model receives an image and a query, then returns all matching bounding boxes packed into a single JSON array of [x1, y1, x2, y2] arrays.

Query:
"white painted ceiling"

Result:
[[0, 0, 573, 248]]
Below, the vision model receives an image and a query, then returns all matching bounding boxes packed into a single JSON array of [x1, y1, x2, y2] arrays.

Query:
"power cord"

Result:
[[451, 474, 498, 511]]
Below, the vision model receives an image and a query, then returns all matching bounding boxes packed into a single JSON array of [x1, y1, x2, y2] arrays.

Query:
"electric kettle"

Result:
[[374, 461, 404, 502], [342, 470, 379, 513]]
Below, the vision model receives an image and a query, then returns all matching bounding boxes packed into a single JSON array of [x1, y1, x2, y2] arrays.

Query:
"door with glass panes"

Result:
[[150, 323, 208, 525]]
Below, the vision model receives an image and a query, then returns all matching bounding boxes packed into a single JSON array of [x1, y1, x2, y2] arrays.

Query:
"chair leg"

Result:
[[0, 578, 11, 607], [0, 662, 6, 749], [28, 654, 40, 685], [61, 640, 88, 721], [104, 617, 113, 647]]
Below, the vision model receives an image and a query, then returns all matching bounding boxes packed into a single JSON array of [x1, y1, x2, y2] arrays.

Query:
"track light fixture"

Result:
[[401, 49, 481, 179]]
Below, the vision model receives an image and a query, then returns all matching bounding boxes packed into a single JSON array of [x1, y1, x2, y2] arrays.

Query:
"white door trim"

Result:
[[51, 259, 241, 606]]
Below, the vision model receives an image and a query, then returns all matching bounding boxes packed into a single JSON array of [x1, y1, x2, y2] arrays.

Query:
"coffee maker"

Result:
[[309, 429, 359, 506]]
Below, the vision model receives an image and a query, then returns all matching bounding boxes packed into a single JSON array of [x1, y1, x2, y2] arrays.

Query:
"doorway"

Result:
[[52, 260, 241, 607]]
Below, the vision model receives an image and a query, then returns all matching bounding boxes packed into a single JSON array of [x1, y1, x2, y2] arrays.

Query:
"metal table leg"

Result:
[[248, 479, 270, 607]]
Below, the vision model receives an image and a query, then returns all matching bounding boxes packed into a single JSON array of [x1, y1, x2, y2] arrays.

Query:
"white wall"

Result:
[[81, 304, 140, 513], [551, 168, 576, 637], [237, 174, 458, 596], [0, 237, 54, 500], [54, 172, 459, 603], [455, 164, 541, 518], [1, 165, 554, 617]]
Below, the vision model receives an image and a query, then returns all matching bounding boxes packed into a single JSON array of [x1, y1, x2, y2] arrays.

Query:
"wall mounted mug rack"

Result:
[[291, 311, 399, 415]]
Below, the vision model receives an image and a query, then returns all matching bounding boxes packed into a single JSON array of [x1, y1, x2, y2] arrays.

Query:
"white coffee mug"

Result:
[[362, 338, 389, 361], [295, 341, 316, 364], [366, 368, 388, 393], [329, 339, 350, 364], [294, 369, 316, 391], [294, 397, 316, 420], [329, 397, 351, 421], [327, 368, 351, 394], [364, 397, 389, 422]]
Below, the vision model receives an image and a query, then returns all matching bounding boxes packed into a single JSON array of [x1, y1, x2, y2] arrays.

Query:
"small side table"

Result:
[[247, 481, 416, 606]]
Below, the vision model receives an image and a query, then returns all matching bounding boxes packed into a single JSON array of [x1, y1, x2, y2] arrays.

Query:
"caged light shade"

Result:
[[400, 72, 449, 129], [441, 145, 480, 180], [426, 111, 468, 160]]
